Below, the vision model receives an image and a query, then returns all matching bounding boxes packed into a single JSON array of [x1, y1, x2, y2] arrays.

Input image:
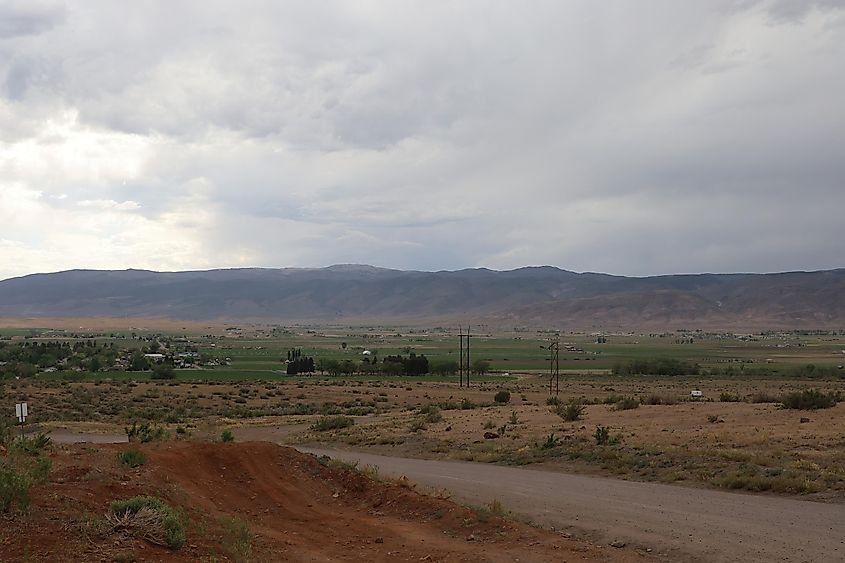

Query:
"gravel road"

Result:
[[299, 447, 844, 563]]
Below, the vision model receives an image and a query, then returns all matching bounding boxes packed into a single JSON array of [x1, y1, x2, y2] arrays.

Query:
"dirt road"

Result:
[[299, 447, 844, 563]]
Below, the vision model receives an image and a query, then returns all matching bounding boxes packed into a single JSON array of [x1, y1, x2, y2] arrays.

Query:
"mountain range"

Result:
[[0, 265, 843, 329]]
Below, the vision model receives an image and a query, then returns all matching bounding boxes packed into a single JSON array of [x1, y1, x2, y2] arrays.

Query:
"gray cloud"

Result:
[[0, 1, 66, 39], [0, 0, 844, 280]]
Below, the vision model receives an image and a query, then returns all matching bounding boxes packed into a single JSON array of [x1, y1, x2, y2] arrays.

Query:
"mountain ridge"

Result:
[[1, 265, 843, 329]]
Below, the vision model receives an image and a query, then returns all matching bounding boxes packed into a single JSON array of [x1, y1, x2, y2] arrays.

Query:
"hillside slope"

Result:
[[0, 265, 843, 328]]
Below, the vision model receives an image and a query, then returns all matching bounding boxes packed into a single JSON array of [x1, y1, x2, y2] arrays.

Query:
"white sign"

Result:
[[15, 402, 28, 423]]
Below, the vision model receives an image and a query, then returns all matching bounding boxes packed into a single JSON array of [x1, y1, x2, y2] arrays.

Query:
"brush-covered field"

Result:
[[2, 321, 844, 498]]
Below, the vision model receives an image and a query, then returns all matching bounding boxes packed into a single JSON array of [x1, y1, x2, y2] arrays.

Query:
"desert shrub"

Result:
[[220, 516, 253, 562], [118, 449, 147, 468], [554, 400, 585, 422], [482, 419, 496, 430], [10, 433, 52, 456], [493, 391, 511, 404], [311, 416, 354, 431], [220, 430, 235, 442], [435, 400, 461, 410], [151, 365, 176, 380], [614, 397, 640, 411], [460, 398, 476, 410], [0, 461, 31, 512], [487, 498, 505, 516], [719, 392, 741, 402], [781, 389, 840, 410], [408, 419, 427, 433], [707, 415, 722, 424], [125, 423, 168, 443], [748, 392, 779, 404], [642, 394, 677, 406], [546, 396, 561, 406], [613, 358, 700, 376], [419, 404, 443, 423], [509, 411, 519, 424], [109, 496, 185, 550], [715, 471, 819, 494], [537, 433, 561, 450], [594, 425, 611, 445], [0, 455, 52, 513], [0, 419, 13, 448]]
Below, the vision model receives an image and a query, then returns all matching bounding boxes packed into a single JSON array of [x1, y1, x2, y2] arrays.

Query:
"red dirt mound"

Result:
[[0, 441, 639, 562]]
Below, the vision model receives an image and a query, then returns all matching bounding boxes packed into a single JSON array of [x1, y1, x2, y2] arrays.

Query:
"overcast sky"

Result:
[[1, 0, 844, 280]]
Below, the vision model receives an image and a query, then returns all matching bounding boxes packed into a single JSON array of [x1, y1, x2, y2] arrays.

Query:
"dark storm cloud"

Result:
[[0, 2, 66, 39], [0, 0, 844, 280]]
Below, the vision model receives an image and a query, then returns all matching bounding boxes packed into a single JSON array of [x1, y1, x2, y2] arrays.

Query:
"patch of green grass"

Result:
[[118, 449, 147, 468], [311, 416, 354, 431], [220, 516, 253, 562]]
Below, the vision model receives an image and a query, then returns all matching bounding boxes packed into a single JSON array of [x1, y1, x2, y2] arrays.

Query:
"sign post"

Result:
[[15, 402, 28, 437]]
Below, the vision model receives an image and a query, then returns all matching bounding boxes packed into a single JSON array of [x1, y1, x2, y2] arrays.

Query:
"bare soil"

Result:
[[0, 441, 641, 562]]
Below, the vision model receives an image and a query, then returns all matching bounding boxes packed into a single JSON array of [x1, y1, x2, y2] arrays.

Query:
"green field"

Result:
[[3, 325, 845, 381]]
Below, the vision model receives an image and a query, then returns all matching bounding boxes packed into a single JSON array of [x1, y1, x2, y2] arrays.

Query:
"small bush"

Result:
[[419, 405, 443, 423], [748, 392, 779, 404], [642, 394, 677, 406], [151, 365, 176, 380], [118, 449, 147, 468], [537, 433, 561, 450], [221, 516, 253, 562], [220, 430, 235, 442], [781, 389, 840, 410], [554, 401, 585, 422], [0, 455, 51, 513], [593, 426, 619, 446], [125, 423, 168, 443], [482, 420, 495, 430], [487, 498, 505, 516], [408, 419, 427, 433], [311, 416, 354, 431], [594, 425, 611, 445], [9, 433, 52, 456], [614, 397, 640, 411], [0, 461, 31, 512], [546, 396, 561, 406], [109, 496, 185, 550], [493, 391, 511, 404], [719, 392, 741, 402]]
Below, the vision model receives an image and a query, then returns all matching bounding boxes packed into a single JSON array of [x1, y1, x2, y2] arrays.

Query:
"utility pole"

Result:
[[458, 325, 464, 388], [549, 338, 560, 396], [458, 325, 472, 387], [466, 325, 471, 387]]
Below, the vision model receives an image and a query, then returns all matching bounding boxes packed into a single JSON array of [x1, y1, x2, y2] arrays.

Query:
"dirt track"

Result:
[[1, 442, 642, 562], [300, 447, 845, 563]]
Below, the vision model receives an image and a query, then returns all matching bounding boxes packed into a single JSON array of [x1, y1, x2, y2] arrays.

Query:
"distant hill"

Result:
[[1, 265, 844, 329]]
